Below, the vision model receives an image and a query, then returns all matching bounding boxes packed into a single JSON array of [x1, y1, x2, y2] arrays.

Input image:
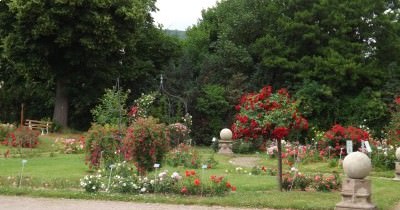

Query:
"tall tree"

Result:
[[171, 0, 400, 142], [0, 0, 157, 127]]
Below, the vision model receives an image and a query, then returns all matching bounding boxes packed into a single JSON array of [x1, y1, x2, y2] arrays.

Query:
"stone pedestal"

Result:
[[218, 140, 233, 154], [394, 162, 400, 181], [335, 178, 376, 210]]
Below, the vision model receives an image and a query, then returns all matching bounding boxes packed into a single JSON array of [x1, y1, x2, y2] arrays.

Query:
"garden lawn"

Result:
[[0, 138, 399, 209]]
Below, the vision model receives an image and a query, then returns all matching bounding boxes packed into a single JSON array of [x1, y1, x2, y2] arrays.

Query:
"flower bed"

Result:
[[80, 163, 235, 196]]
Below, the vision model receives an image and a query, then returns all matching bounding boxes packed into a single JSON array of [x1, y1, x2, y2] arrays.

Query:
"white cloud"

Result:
[[152, 0, 218, 30]]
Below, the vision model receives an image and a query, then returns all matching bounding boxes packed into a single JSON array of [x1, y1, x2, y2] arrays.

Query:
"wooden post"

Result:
[[20, 103, 24, 127], [277, 138, 282, 191]]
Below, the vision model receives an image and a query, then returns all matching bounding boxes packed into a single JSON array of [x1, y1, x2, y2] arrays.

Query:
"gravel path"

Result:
[[0, 195, 277, 210]]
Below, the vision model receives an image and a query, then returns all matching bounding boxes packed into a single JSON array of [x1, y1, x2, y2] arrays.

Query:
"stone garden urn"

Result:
[[218, 128, 233, 154], [394, 147, 400, 181], [335, 152, 376, 210]]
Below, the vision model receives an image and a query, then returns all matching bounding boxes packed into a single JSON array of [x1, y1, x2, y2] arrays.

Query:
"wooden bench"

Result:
[[24, 119, 53, 135]]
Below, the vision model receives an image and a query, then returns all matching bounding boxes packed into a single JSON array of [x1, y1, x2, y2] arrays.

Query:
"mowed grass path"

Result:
[[0, 136, 399, 209]]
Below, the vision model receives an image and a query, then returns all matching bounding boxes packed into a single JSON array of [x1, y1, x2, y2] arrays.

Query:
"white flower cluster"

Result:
[[171, 172, 182, 180], [133, 92, 158, 118], [80, 174, 103, 192], [80, 165, 184, 194]]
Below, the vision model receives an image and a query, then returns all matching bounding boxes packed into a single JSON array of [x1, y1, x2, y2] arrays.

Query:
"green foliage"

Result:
[[130, 92, 158, 120], [121, 117, 169, 174], [165, 144, 201, 169], [84, 124, 123, 169], [371, 148, 396, 170], [0, 0, 179, 129], [386, 99, 400, 146], [80, 174, 103, 193], [91, 88, 128, 126], [171, 0, 400, 137], [167, 123, 191, 148], [232, 139, 256, 154], [0, 123, 16, 140], [194, 84, 230, 145]]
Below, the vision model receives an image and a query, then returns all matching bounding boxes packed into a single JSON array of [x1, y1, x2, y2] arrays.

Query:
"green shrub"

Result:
[[0, 123, 16, 140], [232, 139, 255, 154], [166, 143, 201, 168], [311, 173, 341, 192], [85, 124, 123, 169], [371, 148, 396, 170], [194, 84, 230, 145], [91, 88, 129, 126], [79, 169, 236, 196], [168, 123, 190, 148], [178, 170, 236, 196], [2, 127, 40, 148], [121, 117, 169, 175], [386, 98, 400, 146], [80, 174, 103, 193]]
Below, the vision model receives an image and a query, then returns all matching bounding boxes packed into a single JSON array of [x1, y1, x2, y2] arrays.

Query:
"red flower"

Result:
[[185, 170, 191, 177], [277, 88, 288, 96], [190, 170, 196, 176], [395, 97, 400, 105], [250, 120, 258, 128], [235, 105, 241, 111], [231, 186, 237, 191], [272, 127, 289, 140], [128, 106, 138, 117], [181, 186, 188, 194], [194, 179, 201, 186], [226, 182, 231, 188]]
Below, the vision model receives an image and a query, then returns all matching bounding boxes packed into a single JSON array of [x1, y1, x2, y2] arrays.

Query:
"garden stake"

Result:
[[100, 151, 104, 168], [107, 164, 115, 192], [18, 159, 27, 188], [328, 146, 332, 158], [154, 163, 160, 187], [201, 164, 207, 197], [338, 148, 344, 168]]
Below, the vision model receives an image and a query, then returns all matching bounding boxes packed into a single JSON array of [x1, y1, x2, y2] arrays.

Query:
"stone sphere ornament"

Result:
[[396, 147, 400, 161], [220, 128, 233, 140], [343, 152, 372, 179]]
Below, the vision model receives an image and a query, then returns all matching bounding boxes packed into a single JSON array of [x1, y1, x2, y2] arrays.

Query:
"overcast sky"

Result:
[[152, 0, 219, 31]]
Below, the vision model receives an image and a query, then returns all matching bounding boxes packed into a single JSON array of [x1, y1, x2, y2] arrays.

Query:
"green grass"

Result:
[[0, 154, 88, 179], [0, 136, 399, 209]]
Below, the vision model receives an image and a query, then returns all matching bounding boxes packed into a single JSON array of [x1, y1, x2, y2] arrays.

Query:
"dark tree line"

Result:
[[165, 0, 400, 143], [1, 0, 400, 144]]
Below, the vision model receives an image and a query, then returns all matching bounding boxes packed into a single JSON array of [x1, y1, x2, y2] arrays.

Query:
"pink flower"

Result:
[[181, 186, 188, 194]]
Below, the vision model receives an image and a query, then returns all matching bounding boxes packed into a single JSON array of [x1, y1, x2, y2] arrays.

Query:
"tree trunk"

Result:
[[277, 138, 282, 191], [53, 79, 68, 128]]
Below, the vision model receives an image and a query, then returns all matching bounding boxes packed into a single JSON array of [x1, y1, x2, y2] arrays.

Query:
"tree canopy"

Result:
[[0, 0, 180, 128], [1, 0, 400, 142], [166, 0, 400, 141]]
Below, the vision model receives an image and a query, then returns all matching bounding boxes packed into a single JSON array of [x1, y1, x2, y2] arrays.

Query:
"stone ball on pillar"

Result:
[[343, 151, 372, 179], [220, 128, 233, 140]]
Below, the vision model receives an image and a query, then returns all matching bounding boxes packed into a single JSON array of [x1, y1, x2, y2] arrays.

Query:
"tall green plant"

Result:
[[194, 84, 230, 145], [91, 88, 128, 126]]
